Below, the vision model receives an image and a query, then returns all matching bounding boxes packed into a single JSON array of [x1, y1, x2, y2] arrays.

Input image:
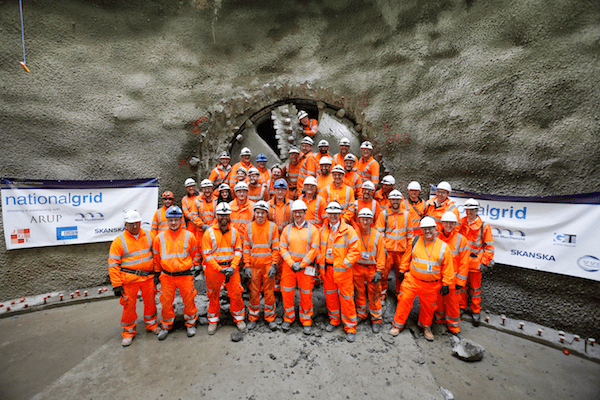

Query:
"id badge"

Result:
[[361, 251, 370, 260], [305, 266, 316, 276], [326, 248, 333, 255]]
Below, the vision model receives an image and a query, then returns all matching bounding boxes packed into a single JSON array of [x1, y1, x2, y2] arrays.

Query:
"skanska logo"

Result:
[[577, 255, 600, 273], [511, 250, 556, 261]]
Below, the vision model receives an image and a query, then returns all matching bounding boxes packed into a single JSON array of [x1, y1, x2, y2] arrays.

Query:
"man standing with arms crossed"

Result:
[[109, 210, 160, 347], [153, 206, 201, 341]]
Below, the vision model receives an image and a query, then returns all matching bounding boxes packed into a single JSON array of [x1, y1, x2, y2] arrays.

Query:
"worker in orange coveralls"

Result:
[[435, 211, 469, 337], [153, 206, 201, 341], [374, 175, 395, 213], [332, 137, 352, 167], [230, 147, 253, 185], [191, 179, 217, 245], [347, 180, 381, 230], [108, 210, 160, 347], [209, 151, 233, 193], [243, 201, 280, 331], [389, 216, 454, 341], [282, 146, 302, 201], [353, 208, 386, 334], [459, 198, 495, 327], [279, 200, 320, 334], [318, 201, 361, 342], [202, 202, 247, 335], [182, 178, 200, 238], [247, 167, 270, 202], [343, 153, 361, 198], [297, 136, 318, 198], [230, 181, 255, 238], [321, 164, 355, 221], [269, 178, 293, 294], [356, 141, 380, 186], [375, 190, 410, 304], [406, 181, 426, 236], [424, 181, 459, 231], [151, 190, 175, 240], [298, 110, 318, 137]]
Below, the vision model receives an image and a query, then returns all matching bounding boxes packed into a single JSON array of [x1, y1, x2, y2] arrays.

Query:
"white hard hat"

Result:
[[325, 201, 343, 214], [420, 216, 437, 228], [344, 153, 356, 162], [360, 141, 373, 150], [357, 208, 374, 219], [437, 181, 452, 192], [304, 176, 317, 186], [381, 175, 395, 185], [291, 199, 308, 211], [388, 190, 403, 199], [407, 181, 422, 191], [240, 147, 252, 156], [253, 200, 270, 212], [289, 146, 300, 154], [234, 181, 249, 192], [215, 202, 232, 215], [200, 179, 213, 188], [464, 198, 480, 209], [319, 156, 332, 165], [247, 167, 260, 176], [218, 183, 230, 192], [298, 110, 308, 120], [219, 151, 231, 159], [301, 136, 314, 146], [339, 137, 350, 146], [184, 178, 196, 187], [123, 210, 142, 223], [361, 181, 375, 191], [237, 166, 248, 175], [331, 165, 345, 174], [441, 211, 458, 223], [318, 139, 329, 147]]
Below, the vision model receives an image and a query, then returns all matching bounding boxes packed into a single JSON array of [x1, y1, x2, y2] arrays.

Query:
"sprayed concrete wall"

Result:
[[0, 0, 599, 337]]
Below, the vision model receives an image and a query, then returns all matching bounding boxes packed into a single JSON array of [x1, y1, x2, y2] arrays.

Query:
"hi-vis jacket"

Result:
[[438, 227, 470, 287], [459, 216, 495, 271], [356, 155, 380, 185], [317, 221, 361, 277], [424, 196, 459, 227], [192, 195, 217, 233], [355, 227, 385, 273], [375, 208, 411, 253], [400, 236, 454, 287], [243, 220, 280, 267], [322, 183, 355, 220], [202, 223, 242, 273], [269, 198, 293, 231], [151, 206, 184, 241], [153, 228, 200, 274], [230, 198, 255, 237], [299, 194, 326, 228], [279, 221, 320, 269], [108, 228, 154, 287], [209, 164, 233, 188]]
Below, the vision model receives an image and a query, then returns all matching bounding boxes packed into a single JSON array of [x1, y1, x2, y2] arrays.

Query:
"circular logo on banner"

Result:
[[577, 255, 600, 273]]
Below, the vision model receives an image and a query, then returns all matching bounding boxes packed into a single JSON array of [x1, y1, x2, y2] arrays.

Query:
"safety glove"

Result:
[[455, 284, 463, 291], [292, 261, 302, 272], [440, 285, 450, 296], [224, 267, 235, 277], [371, 271, 382, 283], [479, 263, 489, 273], [113, 286, 124, 297], [244, 267, 252, 278], [153, 273, 161, 286], [397, 271, 405, 284], [268, 265, 277, 278]]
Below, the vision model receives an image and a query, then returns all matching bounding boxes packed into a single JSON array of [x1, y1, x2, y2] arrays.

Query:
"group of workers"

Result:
[[108, 114, 495, 347]]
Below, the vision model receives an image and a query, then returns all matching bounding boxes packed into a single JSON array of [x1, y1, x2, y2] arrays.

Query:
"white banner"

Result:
[[1, 178, 158, 250], [429, 186, 600, 281]]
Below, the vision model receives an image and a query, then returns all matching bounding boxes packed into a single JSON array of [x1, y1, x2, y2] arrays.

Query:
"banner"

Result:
[[429, 186, 600, 281], [1, 178, 159, 250]]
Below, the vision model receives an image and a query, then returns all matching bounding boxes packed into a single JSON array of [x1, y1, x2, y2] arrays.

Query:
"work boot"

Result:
[[346, 333, 356, 343], [460, 308, 466, 317], [281, 321, 291, 332], [208, 323, 217, 335], [423, 328, 434, 341], [247, 320, 257, 330], [303, 325, 312, 335], [371, 323, 381, 334], [157, 329, 169, 341], [268, 321, 278, 331], [151, 327, 161, 335], [121, 336, 134, 347], [236, 321, 247, 332], [187, 326, 196, 337], [451, 331, 464, 339], [325, 323, 336, 333], [389, 327, 402, 337], [472, 312, 481, 327]]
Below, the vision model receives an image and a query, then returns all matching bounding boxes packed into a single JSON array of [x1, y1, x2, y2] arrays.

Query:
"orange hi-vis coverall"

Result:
[[435, 228, 469, 333], [347, 198, 382, 230], [257, 167, 271, 185], [191, 195, 216, 244], [375, 208, 410, 299], [282, 160, 301, 200], [248, 183, 270, 202], [392, 236, 454, 331], [405, 198, 426, 236], [353, 227, 385, 324], [182, 192, 200, 237], [269, 197, 293, 291], [209, 164, 233, 189], [297, 152, 317, 197], [317, 221, 361, 333], [279, 221, 320, 326], [230, 199, 255, 238], [322, 183, 355, 221], [424, 196, 460, 232], [343, 170, 362, 198], [332, 152, 349, 167], [299, 194, 326, 228], [356, 155, 380, 185], [202, 223, 245, 325], [302, 118, 319, 137], [230, 161, 253, 188], [374, 189, 391, 213], [108, 228, 158, 338], [151, 205, 184, 241], [243, 220, 280, 322], [458, 216, 495, 314], [153, 228, 200, 330], [316, 173, 333, 194]]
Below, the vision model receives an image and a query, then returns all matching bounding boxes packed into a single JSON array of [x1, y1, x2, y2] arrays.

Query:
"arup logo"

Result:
[[553, 233, 576, 247], [57, 226, 78, 240], [492, 227, 526, 241], [577, 255, 600, 273]]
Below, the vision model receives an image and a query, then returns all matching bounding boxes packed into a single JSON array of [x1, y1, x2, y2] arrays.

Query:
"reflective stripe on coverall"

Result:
[[353, 228, 385, 323], [182, 192, 199, 236], [355, 156, 380, 185], [230, 199, 255, 238], [375, 208, 410, 299], [299, 194, 326, 228]]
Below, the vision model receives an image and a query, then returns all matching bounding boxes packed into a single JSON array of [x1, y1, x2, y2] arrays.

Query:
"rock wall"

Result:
[[0, 0, 599, 336]]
